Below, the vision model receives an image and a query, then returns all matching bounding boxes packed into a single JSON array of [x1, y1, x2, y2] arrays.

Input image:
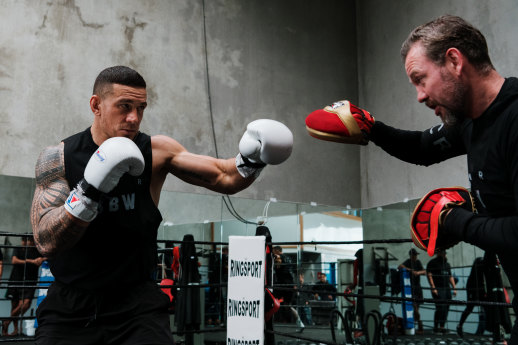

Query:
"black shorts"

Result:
[[35, 281, 174, 345], [6, 286, 36, 301], [411, 286, 423, 305]]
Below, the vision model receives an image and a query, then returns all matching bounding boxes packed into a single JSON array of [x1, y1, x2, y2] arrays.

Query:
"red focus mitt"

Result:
[[264, 288, 282, 322], [160, 278, 174, 302], [171, 247, 180, 280], [410, 187, 476, 256], [305, 100, 374, 145]]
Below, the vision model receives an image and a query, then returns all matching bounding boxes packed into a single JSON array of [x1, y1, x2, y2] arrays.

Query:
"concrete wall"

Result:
[[0, 0, 360, 208], [0, 176, 34, 234], [357, 0, 518, 208], [1, 1, 517, 214]]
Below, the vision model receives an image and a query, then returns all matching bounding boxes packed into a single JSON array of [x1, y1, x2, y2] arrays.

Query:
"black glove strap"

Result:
[[239, 156, 266, 169], [78, 179, 102, 202]]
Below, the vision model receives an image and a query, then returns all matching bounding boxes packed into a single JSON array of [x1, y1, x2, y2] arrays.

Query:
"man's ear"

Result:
[[445, 47, 464, 76], [90, 95, 101, 116]]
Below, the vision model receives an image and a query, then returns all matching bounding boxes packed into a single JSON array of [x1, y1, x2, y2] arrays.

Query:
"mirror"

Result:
[[0, 173, 504, 342]]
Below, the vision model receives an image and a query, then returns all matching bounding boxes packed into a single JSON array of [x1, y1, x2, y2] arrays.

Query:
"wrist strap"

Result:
[[235, 153, 265, 178], [64, 182, 100, 222], [78, 179, 102, 202]]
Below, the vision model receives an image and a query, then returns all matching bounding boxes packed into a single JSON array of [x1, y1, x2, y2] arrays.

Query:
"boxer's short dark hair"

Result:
[[93, 66, 146, 98]]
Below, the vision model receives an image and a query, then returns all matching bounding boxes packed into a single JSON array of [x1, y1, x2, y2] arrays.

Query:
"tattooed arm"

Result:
[[30, 143, 88, 258]]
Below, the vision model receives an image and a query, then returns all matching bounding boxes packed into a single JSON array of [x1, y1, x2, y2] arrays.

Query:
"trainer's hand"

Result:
[[64, 137, 145, 222], [305, 100, 374, 145], [236, 119, 293, 178], [410, 187, 475, 256]]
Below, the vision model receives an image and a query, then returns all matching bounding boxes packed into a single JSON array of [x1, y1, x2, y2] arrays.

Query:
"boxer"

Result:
[[30, 66, 293, 345]]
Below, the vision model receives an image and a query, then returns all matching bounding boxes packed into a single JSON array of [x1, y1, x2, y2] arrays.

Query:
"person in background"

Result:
[[427, 249, 457, 334], [0, 246, 3, 281], [346, 249, 364, 331], [313, 272, 337, 301], [457, 256, 487, 337], [297, 273, 314, 327], [3, 236, 45, 336], [399, 248, 426, 334], [273, 246, 305, 332]]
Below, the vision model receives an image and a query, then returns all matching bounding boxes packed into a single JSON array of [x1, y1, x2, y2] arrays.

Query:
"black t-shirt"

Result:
[[274, 254, 294, 284], [402, 258, 424, 288], [51, 128, 163, 290], [465, 257, 487, 299], [9, 246, 42, 282], [426, 257, 452, 289], [312, 281, 337, 298]]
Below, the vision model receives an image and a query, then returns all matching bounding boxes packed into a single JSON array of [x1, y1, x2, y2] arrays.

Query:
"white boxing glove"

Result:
[[84, 137, 145, 192], [64, 137, 145, 222], [236, 119, 293, 178]]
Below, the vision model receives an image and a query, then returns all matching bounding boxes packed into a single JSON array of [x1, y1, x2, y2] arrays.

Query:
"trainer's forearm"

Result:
[[370, 121, 465, 166], [445, 207, 518, 252]]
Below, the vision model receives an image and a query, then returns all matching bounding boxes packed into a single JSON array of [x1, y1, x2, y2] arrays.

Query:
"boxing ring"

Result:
[[0, 231, 512, 345], [0, 176, 512, 344]]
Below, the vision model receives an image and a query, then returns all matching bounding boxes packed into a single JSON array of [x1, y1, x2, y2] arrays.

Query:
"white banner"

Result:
[[227, 236, 265, 345]]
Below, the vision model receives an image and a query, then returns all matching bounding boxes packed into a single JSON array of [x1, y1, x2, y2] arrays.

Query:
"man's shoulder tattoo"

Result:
[[35, 144, 65, 186]]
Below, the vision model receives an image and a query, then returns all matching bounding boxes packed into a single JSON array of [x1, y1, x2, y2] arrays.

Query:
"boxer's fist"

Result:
[[410, 187, 475, 256], [84, 137, 145, 193], [305, 100, 374, 145], [65, 137, 145, 222], [236, 119, 293, 178], [239, 119, 293, 165]]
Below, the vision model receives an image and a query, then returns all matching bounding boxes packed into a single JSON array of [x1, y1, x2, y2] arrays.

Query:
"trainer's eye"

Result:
[[414, 75, 424, 85]]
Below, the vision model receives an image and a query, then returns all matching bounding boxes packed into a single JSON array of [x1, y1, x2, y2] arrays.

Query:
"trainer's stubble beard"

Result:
[[438, 68, 468, 127]]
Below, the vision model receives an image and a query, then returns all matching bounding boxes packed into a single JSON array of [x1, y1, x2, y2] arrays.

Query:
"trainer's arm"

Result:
[[369, 121, 466, 166], [152, 135, 255, 195], [30, 144, 88, 258]]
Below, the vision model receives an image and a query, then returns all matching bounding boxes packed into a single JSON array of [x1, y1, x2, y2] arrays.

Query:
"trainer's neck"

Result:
[[468, 70, 505, 119]]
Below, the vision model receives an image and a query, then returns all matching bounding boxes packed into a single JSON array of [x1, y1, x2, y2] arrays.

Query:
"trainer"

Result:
[[306, 15, 518, 344], [30, 65, 293, 345]]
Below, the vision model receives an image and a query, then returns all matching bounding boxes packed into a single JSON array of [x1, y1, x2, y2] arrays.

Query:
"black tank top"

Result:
[[51, 127, 163, 290]]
